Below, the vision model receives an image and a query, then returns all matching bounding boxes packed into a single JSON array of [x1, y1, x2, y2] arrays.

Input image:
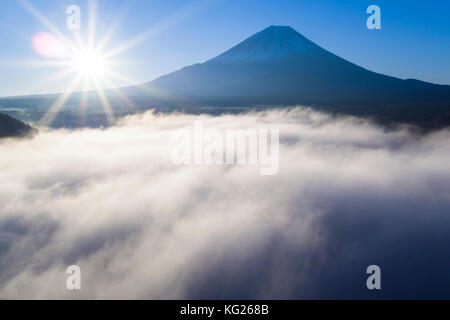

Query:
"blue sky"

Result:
[[0, 0, 449, 96]]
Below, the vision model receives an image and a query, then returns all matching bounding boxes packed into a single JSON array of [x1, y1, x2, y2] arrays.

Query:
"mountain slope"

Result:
[[0, 113, 37, 138], [145, 25, 450, 107]]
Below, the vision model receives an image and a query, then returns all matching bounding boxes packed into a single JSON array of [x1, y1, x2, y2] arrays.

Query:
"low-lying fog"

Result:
[[1, 107, 450, 299]]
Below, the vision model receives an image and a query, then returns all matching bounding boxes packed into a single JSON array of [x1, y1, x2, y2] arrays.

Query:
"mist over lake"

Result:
[[1, 107, 450, 299]]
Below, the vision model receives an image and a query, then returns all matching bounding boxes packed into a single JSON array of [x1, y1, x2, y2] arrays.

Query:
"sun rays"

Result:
[[16, 0, 213, 127], [18, 0, 138, 127], [17, 0, 130, 126]]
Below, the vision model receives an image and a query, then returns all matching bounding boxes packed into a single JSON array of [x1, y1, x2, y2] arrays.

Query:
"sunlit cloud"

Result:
[[1, 107, 450, 299]]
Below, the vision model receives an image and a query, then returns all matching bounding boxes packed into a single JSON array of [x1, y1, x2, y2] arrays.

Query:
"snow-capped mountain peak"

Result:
[[211, 25, 322, 63]]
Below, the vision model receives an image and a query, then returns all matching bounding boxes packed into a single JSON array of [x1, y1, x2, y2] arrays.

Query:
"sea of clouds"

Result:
[[1, 107, 450, 299]]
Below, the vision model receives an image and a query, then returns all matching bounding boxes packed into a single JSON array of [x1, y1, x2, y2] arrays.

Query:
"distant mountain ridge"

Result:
[[0, 113, 37, 138]]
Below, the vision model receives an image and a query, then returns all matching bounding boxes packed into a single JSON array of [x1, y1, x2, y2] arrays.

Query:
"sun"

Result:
[[20, 0, 207, 127], [21, 0, 179, 126], [69, 49, 109, 79]]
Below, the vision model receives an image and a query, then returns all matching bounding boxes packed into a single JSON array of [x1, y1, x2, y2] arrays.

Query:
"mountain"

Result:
[[1, 25, 450, 129], [0, 113, 37, 138], [137, 25, 450, 127], [144, 25, 450, 105]]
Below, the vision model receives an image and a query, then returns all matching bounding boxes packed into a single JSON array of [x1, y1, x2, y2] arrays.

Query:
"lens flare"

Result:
[[32, 32, 67, 58]]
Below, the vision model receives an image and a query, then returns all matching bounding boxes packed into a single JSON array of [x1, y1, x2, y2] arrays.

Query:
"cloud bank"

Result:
[[1, 107, 450, 299]]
